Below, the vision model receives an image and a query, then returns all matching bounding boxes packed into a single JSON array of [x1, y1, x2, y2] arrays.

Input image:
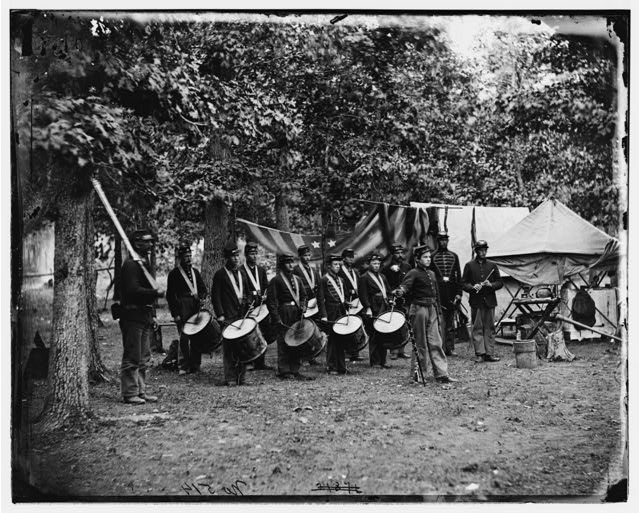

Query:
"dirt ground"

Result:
[[16, 300, 627, 502]]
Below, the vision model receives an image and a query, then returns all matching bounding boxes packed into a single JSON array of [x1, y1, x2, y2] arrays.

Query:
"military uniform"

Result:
[[382, 243, 412, 359], [318, 255, 349, 375]]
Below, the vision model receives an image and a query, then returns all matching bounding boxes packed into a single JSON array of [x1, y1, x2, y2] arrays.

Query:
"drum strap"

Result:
[[280, 273, 301, 308], [178, 265, 198, 298], [367, 271, 388, 301], [243, 263, 261, 294], [341, 265, 358, 291], [299, 264, 316, 290], [326, 274, 345, 303], [225, 267, 244, 301]]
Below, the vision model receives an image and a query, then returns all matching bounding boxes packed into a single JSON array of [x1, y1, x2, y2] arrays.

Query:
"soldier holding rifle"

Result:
[[461, 240, 503, 363], [393, 244, 457, 384]]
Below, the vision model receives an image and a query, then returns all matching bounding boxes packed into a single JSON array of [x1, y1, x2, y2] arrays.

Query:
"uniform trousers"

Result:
[[409, 304, 448, 379], [471, 306, 496, 356], [222, 338, 247, 384], [120, 319, 151, 399], [275, 304, 302, 376], [441, 307, 456, 353]]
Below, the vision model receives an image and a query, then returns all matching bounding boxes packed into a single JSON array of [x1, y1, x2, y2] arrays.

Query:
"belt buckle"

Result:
[[443, 277, 450, 282]]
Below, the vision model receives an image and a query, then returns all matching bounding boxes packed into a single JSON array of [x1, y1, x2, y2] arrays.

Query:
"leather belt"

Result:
[[122, 304, 153, 310], [413, 298, 437, 306], [283, 301, 296, 306]]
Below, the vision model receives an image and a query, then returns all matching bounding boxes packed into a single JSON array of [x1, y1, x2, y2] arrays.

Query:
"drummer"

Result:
[[293, 244, 321, 366], [166, 245, 208, 375], [318, 254, 350, 376], [241, 241, 275, 371], [393, 244, 458, 384], [266, 253, 313, 381], [359, 251, 392, 368], [339, 248, 364, 363], [212, 242, 251, 386]]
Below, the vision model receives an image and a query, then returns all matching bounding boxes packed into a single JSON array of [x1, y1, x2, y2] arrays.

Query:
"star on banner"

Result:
[[327, 239, 336, 248], [311, 240, 321, 249]]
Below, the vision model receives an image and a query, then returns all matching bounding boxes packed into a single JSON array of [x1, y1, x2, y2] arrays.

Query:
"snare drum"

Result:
[[373, 311, 410, 351], [182, 310, 222, 353], [333, 314, 368, 353], [248, 304, 269, 323], [284, 319, 327, 361], [303, 297, 319, 319], [222, 318, 267, 363]]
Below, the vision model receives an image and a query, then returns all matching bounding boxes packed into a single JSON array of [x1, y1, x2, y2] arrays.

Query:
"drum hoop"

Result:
[[182, 310, 212, 336], [373, 311, 406, 334], [332, 315, 363, 335], [223, 318, 258, 339]]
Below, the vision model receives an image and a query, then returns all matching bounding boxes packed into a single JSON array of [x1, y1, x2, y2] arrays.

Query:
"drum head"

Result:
[[348, 298, 363, 315], [223, 318, 258, 340], [183, 311, 212, 336], [374, 311, 406, 334], [284, 319, 316, 348], [249, 304, 269, 323], [333, 315, 363, 335]]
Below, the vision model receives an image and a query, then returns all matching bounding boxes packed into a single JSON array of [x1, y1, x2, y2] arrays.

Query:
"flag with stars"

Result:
[[237, 203, 431, 264]]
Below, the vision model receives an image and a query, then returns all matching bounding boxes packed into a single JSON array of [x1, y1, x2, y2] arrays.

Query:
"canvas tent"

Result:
[[409, 202, 530, 263], [488, 198, 620, 286]]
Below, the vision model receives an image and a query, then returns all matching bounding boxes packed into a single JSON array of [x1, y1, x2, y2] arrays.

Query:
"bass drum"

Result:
[[373, 311, 410, 351], [182, 310, 222, 353], [222, 318, 267, 363], [284, 319, 327, 361], [333, 314, 368, 353]]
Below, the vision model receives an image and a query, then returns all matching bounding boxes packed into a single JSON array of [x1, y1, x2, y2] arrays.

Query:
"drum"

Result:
[[222, 318, 267, 363], [248, 304, 269, 323], [347, 298, 363, 315], [284, 319, 327, 361], [303, 297, 319, 319], [373, 311, 410, 351], [182, 310, 222, 353], [333, 314, 368, 353]]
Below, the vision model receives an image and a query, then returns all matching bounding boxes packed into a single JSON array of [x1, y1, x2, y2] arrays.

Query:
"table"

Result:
[[512, 297, 561, 339]]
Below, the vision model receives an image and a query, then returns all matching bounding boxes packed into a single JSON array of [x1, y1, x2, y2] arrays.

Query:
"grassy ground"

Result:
[[18, 295, 626, 501]]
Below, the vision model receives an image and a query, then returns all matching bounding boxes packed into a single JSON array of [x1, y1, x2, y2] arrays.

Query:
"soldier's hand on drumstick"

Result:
[[453, 295, 462, 306], [472, 283, 482, 293], [392, 288, 403, 297]]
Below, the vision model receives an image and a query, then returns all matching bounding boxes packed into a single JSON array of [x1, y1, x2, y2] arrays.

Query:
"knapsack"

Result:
[[571, 290, 596, 327]]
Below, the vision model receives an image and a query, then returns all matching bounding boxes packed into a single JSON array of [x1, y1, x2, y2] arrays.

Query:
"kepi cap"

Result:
[[245, 241, 259, 254], [297, 244, 311, 256], [474, 240, 489, 250], [414, 244, 431, 259], [327, 254, 343, 263], [223, 242, 240, 258], [342, 248, 355, 258]]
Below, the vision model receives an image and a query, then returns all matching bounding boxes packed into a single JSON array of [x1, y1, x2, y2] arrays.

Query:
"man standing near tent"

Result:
[[166, 245, 208, 375], [393, 244, 457, 383], [383, 243, 412, 359], [429, 232, 463, 357], [462, 240, 503, 363], [119, 229, 164, 404]]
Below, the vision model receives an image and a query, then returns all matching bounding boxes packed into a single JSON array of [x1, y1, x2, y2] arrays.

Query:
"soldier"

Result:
[[241, 241, 275, 371], [429, 232, 463, 357], [293, 244, 321, 365], [211, 242, 250, 386], [166, 245, 208, 375], [462, 240, 503, 363], [119, 229, 164, 404], [339, 248, 364, 362], [318, 254, 350, 375], [382, 243, 412, 359], [266, 253, 313, 380], [359, 251, 392, 368]]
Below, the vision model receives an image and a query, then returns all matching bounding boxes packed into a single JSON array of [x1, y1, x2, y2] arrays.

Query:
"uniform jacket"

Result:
[[461, 258, 503, 309], [317, 273, 347, 322], [266, 272, 307, 325], [359, 271, 391, 317], [211, 266, 249, 321], [429, 249, 462, 307], [338, 265, 360, 301], [166, 265, 207, 321], [241, 263, 270, 306], [120, 258, 157, 323], [293, 263, 320, 299], [382, 260, 412, 290], [398, 266, 442, 307]]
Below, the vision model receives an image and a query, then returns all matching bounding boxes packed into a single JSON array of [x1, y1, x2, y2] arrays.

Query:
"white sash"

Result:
[[341, 265, 358, 291], [326, 274, 345, 303], [224, 267, 243, 301], [367, 271, 388, 301], [299, 264, 316, 289], [178, 265, 198, 298], [279, 273, 300, 308], [243, 263, 261, 294]]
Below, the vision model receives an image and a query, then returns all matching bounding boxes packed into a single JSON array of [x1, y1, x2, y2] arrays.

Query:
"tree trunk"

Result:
[[40, 181, 93, 430], [113, 233, 122, 301], [275, 190, 290, 231], [86, 198, 110, 383], [202, 196, 231, 291]]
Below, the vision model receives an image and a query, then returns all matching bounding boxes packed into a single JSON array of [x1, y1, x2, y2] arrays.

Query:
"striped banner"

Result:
[[237, 204, 431, 264]]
